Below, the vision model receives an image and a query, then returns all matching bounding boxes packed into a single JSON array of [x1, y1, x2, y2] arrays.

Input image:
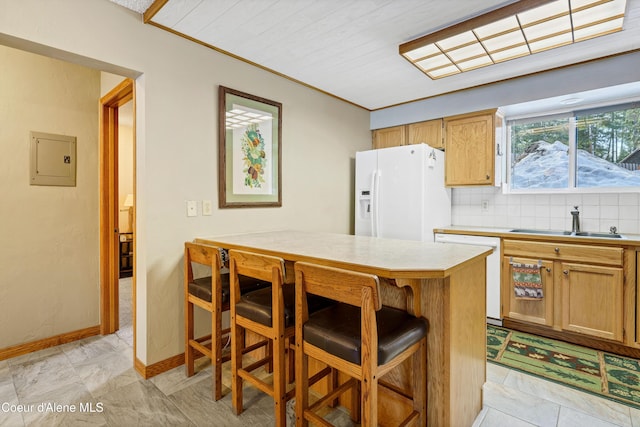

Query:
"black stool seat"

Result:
[[303, 303, 428, 365], [187, 273, 268, 304], [235, 285, 333, 328]]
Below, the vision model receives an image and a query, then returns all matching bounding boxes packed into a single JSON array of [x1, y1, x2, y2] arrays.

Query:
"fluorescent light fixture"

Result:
[[400, 0, 627, 79]]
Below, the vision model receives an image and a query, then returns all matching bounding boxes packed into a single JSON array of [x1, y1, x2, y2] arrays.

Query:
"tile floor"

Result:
[[475, 363, 640, 427], [1, 278, 639, 426]]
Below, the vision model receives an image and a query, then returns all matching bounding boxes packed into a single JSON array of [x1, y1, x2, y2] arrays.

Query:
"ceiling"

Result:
[[110, 0, 640, 111]]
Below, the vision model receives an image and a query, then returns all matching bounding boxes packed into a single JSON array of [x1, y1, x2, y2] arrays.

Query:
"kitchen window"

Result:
[[507, 102, 640, 192]]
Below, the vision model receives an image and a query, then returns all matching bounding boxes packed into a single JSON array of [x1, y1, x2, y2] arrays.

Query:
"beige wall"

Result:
[[0, 0, 371, 364], [0, 45, 100, 347]]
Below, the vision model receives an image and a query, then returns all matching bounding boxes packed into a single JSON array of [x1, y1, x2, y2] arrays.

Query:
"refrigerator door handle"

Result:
[[372, 169, 380, 237]]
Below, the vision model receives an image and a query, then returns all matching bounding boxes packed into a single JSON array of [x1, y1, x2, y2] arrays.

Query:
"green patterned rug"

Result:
[[487, 325, 640, 409]]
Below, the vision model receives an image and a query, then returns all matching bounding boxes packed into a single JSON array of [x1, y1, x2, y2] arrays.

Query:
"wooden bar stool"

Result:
[[294, 262, 428, 427], [183, 242, 268, 401], [228, 249, 295, 426]]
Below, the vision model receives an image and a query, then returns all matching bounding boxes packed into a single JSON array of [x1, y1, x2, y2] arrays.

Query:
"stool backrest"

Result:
[[229, 249, 287, 333], [184, 242, 221, 282], [294, 262, 381, 310], [295, 261, 382, 370], [228, 249, 285, 284]]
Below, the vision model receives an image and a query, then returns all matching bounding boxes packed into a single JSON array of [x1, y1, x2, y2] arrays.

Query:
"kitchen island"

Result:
[[196, 230, 491, 427]]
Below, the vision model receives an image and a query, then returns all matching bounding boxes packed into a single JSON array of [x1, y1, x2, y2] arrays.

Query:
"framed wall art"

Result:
[[218, 86, 282, 208]]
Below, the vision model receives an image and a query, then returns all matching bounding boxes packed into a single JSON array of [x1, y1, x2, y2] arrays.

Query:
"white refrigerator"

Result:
[[355, 144, 451, 242]]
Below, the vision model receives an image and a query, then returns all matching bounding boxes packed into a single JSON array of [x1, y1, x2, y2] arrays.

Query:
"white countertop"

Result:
[[196, 230, 492, 279], [434, 225, 640, 245]]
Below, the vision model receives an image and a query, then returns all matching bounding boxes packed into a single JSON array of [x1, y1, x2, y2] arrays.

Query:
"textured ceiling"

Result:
[[109, 0, 154, 14], [111, 0, 640, 110]]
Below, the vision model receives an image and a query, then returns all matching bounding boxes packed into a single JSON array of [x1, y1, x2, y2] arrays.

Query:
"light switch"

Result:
[[187, 200, 198, 217], [202, 200, 212, 216]]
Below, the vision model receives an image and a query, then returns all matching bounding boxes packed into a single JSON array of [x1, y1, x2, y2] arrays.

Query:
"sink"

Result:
[[574, 231, 622, 238], [509, 229, 622, 238], [509, 229, 572, 236]]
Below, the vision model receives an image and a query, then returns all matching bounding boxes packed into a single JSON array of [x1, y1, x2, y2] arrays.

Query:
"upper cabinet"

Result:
[[408, 119, 444, 149], [372, 119, 443, 150], [444, 109, 501, 187], [372, 125, 407, 149], [371, 110, 503, 187]]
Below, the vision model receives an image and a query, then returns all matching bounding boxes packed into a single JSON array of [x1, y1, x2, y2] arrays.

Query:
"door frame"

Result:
[[100, 78, 135, 339]]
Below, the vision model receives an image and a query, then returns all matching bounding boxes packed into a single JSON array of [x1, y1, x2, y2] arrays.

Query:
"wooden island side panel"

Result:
[[421, 257, 486, 427]]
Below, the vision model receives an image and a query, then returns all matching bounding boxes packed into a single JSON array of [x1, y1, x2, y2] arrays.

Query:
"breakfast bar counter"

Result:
[[196, 230, 491, 427]]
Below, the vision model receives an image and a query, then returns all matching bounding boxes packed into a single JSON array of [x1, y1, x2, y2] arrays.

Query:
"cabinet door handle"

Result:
[[486, 174, 490, 180], [563, 270, 569, 275], [546, 267, 552, 273], [554, 247, 560, 253]]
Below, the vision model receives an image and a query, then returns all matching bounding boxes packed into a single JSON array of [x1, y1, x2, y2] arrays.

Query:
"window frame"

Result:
[[503, 100, 640, 195]]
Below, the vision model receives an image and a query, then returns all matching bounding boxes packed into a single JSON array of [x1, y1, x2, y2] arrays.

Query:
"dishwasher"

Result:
[[434, 233, 502, 325]]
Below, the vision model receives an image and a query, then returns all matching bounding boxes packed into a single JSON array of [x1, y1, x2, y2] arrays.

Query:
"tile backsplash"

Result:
[[451, 187, 640, 235]]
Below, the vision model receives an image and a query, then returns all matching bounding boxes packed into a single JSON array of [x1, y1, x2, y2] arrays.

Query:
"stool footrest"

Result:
[[237, 368, 274, 397], [379, 378, 412, 400], [242, 339, 268, 354], [308, 377, 358, 414], [194, 334, 213, 344], [303, 410, 335, 427], [308, 366, 332, 388], [241, 355, 270, 374], [189, 340, 212, 358]]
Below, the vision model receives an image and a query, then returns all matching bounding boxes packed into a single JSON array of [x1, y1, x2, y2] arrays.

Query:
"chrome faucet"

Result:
[[571, 206, 581, 234]]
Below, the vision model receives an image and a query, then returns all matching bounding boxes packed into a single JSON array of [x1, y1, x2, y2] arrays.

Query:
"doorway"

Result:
[[116, 99, 134, 346], [99, 78, 135, 354]]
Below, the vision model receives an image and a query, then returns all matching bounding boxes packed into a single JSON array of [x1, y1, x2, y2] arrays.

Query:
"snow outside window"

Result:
[[507, 103, 640, 192]]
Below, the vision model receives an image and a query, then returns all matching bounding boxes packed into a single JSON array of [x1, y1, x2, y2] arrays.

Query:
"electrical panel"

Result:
[[30, 131, 77, 186]]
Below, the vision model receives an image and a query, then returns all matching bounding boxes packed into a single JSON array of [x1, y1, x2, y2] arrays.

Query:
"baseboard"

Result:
[[0, 325, 101, 361], [0, 327, 194, 382], [134, 357, 147, 378], [134, 348, 210, 379], [134, 353, 185, 379]]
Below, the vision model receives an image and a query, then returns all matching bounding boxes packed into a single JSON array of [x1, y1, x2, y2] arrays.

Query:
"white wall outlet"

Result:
[[187, 200, 198, 217], [481, 200, 489, 212], [202, 200, 212, 216]]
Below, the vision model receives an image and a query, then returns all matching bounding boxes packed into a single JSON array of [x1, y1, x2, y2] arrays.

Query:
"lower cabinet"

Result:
[[502, 256, 554, 326], [502, 239, 625, 343], [561, 262, 623, 341]]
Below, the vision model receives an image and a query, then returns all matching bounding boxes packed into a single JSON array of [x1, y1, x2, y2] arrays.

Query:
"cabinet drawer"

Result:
[[503, 239, 623, 266]]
